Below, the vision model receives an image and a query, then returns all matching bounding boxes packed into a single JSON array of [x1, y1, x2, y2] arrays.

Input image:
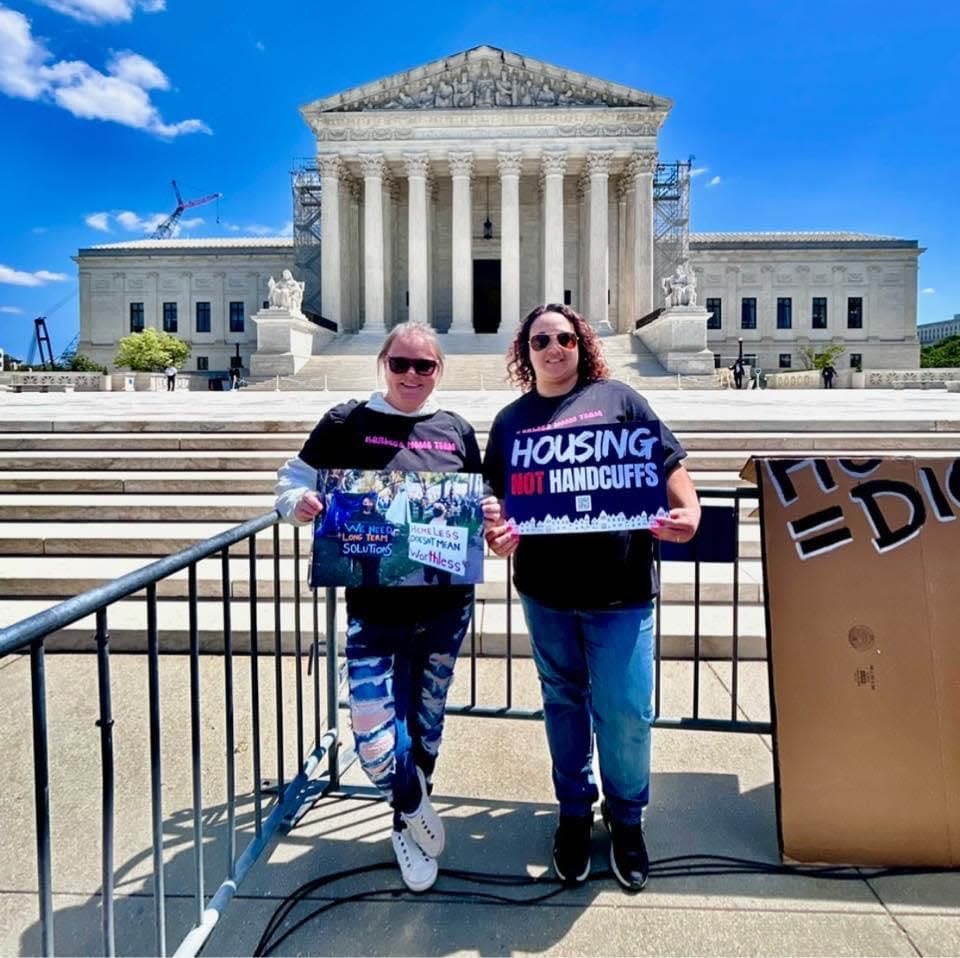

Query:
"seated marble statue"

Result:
[[661, 262, 697, 308], [267, 269, 305, 315]]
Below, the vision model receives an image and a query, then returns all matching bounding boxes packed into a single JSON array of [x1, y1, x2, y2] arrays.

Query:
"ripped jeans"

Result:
[[345, 597, 472, 828]]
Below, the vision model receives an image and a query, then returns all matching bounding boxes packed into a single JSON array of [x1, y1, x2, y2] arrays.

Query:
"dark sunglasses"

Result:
[[387, 356, 439, 375], [529, 331, 579, 352]]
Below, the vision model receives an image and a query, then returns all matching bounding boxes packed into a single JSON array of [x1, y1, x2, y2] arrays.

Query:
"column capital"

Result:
[[403, 152, 431, 178], [627, 150, 658, 178], [447, 151, 475, 178], [585, 150, 614, 177], [541, 149, 568, 177], [358, 153, 387, 178], [496, 150, 523, 178], [576, 171, 590, 199], [317, 153, 343, 178]]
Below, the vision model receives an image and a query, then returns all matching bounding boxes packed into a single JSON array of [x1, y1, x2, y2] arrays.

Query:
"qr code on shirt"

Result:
[[575, 495, 592, 512]]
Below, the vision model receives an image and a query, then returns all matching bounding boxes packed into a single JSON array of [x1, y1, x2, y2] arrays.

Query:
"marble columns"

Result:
[[498, 151, 522, 331], [587, 150, 613, 328], [404, 153, 431, 324], [628, 151, 657, 321], [360, 153, 387, 333], [318, 154, 342, 326], [541, 150, 567, 304], [448, 151, 474, 332]]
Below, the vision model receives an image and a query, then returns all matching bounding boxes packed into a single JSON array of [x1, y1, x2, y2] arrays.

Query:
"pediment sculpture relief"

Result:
[[331, 59, 639, 113]]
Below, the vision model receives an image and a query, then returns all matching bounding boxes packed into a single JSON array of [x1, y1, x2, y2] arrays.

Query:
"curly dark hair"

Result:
[[506, 304, 610, 392]]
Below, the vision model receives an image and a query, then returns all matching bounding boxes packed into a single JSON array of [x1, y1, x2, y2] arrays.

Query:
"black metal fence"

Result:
[[0, 486, 765, 956]]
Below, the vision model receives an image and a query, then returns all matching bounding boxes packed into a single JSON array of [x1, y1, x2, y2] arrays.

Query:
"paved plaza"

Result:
[[0, 387, 958, 956]]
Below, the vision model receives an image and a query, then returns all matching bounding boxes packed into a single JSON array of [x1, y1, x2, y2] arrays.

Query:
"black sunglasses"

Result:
[[529, 331, 579, 352], [387, 356, 439, 375]]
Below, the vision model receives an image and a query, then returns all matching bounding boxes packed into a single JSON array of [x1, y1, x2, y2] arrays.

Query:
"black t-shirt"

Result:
[[299, 400, 482, 623], [482, 379, 686, 609]]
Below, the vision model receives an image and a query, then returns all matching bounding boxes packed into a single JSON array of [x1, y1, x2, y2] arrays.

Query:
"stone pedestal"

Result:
[[250, 308, 329, 377], [634, 306, 716, 374]]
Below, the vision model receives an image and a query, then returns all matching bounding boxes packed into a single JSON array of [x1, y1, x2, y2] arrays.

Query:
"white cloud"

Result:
[[0, 6, 210, 137], [706, 175, 721, 188], [112, 209, 203, 236], [690, 167, 709, 178], [224, 221, 293, 237], [922, 287, 936, 295], [116, 209, 167, 233], [85, 211, 111, 231], [0, 263, 69, 286], [35, 0, 165, 25], [0, 305, 24, 313]]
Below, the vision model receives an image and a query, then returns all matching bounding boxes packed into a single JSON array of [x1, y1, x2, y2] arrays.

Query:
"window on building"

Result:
[[229, 301, 245, 333], [563, 290, 572, 306], [847, 297, 863, 329], [776, 297, 792, 330], [779, 353, 792, 369], [812, 296, 828, 329], [714, 353, 723, 369], [195, 301, 211, 333], [706, 297, 722, 330], [850, 352, 862, 369], [162, 302, 178, 333], [740, 297, 757, 330], [196, 356, 209, 371], [129, 302, 144, 333]]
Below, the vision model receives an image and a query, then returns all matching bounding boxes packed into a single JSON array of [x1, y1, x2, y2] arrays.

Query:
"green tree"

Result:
[[67, 353, 108, 374], [798, 343, 846, 371], [114, 329, 191, 371], [920, 335, 960, 369]]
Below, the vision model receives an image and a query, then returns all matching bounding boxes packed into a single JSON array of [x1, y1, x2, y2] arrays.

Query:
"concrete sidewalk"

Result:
[[2, 652, 958, 957]]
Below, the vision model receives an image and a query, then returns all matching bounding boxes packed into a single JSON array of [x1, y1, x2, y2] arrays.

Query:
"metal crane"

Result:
[[152, 179, 221, 240]]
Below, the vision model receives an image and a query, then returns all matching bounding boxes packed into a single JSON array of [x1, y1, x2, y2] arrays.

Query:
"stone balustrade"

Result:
[[0, 371, 112, 392]]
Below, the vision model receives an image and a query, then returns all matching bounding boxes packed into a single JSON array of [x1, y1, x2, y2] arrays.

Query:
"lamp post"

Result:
[[737, 337, 743, 364]]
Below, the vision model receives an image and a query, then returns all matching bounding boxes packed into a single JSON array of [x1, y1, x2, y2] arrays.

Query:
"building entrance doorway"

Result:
[[472, 260, 501, 333]]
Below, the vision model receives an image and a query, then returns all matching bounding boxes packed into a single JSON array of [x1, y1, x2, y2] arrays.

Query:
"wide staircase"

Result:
[[247, 332, 722, 391], [3, 410, 956, 660]]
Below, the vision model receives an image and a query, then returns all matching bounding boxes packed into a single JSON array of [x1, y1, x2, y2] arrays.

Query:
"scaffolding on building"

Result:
[[291, 159, 323, 318], [653, 158, 692, 293]]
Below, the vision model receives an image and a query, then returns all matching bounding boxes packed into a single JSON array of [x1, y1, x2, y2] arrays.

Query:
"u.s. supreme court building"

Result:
[[76, 46, 922, 378]]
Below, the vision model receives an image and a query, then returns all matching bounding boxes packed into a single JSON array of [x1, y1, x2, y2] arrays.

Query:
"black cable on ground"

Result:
[[253, 856, 959, 956]]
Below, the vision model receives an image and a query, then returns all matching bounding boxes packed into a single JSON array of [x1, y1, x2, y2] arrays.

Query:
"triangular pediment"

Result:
[[303, 45, 671, 114]]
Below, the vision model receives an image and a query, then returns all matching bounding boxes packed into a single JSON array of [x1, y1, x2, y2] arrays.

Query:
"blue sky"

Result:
[[1, 0, 957, 360]]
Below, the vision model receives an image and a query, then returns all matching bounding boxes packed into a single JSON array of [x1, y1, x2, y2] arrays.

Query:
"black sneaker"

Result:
[[602, 801, 649, 892], [552, 812, 593, 884]]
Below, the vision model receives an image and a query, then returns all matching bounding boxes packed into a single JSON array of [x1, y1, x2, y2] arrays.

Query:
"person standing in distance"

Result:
[[275, 322, 481, 892], [482, 304, 701, 892]]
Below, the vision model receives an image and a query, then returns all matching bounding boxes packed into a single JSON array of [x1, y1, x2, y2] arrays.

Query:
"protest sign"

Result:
[[748, 455, 960, 866], [504, 420, 669, 535], [310, 469, 484, 588]]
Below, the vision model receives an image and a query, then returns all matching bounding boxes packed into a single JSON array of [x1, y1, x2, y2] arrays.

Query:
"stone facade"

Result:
[[74, 239, 293, 373], [690, 233, 922, 371], [73, 47, 923, 373], [918, 314, 960, 345]]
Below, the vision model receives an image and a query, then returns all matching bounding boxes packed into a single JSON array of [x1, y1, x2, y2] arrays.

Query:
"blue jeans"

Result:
[[345, 598, 472, 827], [519, 594, 655, 827]]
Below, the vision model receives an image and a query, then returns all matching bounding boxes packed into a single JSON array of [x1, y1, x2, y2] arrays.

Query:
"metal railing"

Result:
[[0, 486, 766, 956]]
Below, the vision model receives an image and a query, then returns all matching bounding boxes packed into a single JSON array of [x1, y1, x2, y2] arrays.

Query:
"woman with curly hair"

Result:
[[481, 304, 700, 893]]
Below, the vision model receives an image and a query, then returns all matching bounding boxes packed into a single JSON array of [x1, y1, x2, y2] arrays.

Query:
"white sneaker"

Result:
[[391, 828, 438, 892], [400, 767, 445, 857]]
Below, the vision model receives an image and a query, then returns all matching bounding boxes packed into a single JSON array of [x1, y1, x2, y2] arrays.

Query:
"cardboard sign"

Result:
[[504, 421, 669, 535], [310, 469, 485, 588], [749, 456, 960, 866]]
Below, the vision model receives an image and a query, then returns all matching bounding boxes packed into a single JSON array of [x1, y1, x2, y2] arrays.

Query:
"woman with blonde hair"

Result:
[[275, 322, 480, 892]]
